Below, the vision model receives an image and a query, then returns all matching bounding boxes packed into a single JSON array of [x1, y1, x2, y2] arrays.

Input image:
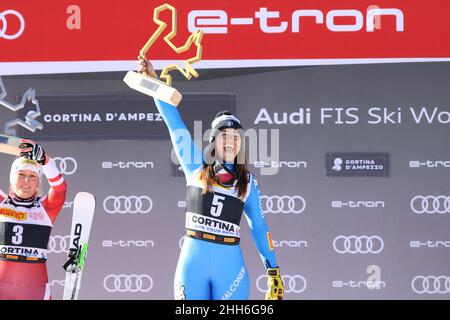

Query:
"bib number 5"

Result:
[[211, 195, 225, 217]]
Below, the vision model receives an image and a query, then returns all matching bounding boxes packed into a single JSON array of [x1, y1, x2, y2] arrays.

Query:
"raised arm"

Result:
[[41, 157, 66, 224], [17, 140, 66, 224], [153, 98, 203, 181], [138, 59, 203, 181]]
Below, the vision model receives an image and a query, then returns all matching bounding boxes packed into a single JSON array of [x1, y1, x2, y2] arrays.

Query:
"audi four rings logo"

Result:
[[0, 10, 25, 40], [47, 235, 71, 254], [103, 196, 153, 214], [333, 235, 384, 254], [410, 196, 450, 214], [261, 195, 306, 214], [256, 274, 307, 294], [103, 274, 153, 293], [53, 157, 78, 175], [411, 276, 450, 294]]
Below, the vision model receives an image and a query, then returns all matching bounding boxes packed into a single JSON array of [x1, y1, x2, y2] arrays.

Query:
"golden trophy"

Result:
[[123, 3, 203, 106]]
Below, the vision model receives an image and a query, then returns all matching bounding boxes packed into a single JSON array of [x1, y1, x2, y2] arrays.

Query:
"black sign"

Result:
[[326, 152, 390, 177], [18, 93, 237, 141]]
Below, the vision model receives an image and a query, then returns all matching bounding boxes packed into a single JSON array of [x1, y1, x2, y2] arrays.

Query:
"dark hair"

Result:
[[199, 111, 249, 199], [199, 162, 249, 200]]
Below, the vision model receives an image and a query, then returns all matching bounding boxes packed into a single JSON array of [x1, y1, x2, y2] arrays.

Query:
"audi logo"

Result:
[[0, 10, 25, 40], [53, 157, 78, 175], [103, 196, 153, 214], [256, 274, 307, 294], [47, 235, 71, 254], [410, 196, 450, 214], [261, 195, 306, 214], [103, 274, 153, 293], [333, 235, 384, 254], [411, 276, 450, 294]]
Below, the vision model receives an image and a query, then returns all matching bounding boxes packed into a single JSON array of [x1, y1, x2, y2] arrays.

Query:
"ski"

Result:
[[63, 192, 95, 300]]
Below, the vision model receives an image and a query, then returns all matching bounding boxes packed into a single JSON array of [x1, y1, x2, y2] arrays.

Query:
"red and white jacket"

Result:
[[0, 158, 66, 263]]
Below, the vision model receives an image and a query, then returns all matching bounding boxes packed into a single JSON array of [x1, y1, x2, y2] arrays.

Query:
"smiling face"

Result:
[[11, 169, 40, 199], [214, 128, 242, 163]]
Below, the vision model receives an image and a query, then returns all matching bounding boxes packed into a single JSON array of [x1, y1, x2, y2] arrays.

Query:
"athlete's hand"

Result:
[[18, 139, 48, 165], [265, 267, 284, 300], [137, 58, 158, 79]]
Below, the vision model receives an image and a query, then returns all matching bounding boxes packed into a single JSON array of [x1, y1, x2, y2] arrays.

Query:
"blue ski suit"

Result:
[[154, 99, 278, 300]]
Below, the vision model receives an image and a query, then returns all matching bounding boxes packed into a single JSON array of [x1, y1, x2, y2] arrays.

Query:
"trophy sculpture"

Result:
[[123, 3, 203, 106]]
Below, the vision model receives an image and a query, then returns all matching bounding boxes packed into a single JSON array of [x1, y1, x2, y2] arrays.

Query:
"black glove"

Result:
[[19, 140, 47, 165]]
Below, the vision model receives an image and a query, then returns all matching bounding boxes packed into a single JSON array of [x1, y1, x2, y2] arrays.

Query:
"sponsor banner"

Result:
[[103, 274, 154, 293], [409, 160, 450, 169], [101, 161, 155, 170], [326, 152, 390, 177], [185, 211, 240, 237], [333, 235, 384, 254], [17, 93, 236, 140], [1, 1, 450, 75], [411, 275, 450, 294], [410, 195, 450, 214], [103, 195, 153, 215], [333, 266, 385, 290]]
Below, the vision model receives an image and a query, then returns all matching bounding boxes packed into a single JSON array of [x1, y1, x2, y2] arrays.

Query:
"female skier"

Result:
[[0, 140, 66, 299], [138, 60, 284, 300]]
